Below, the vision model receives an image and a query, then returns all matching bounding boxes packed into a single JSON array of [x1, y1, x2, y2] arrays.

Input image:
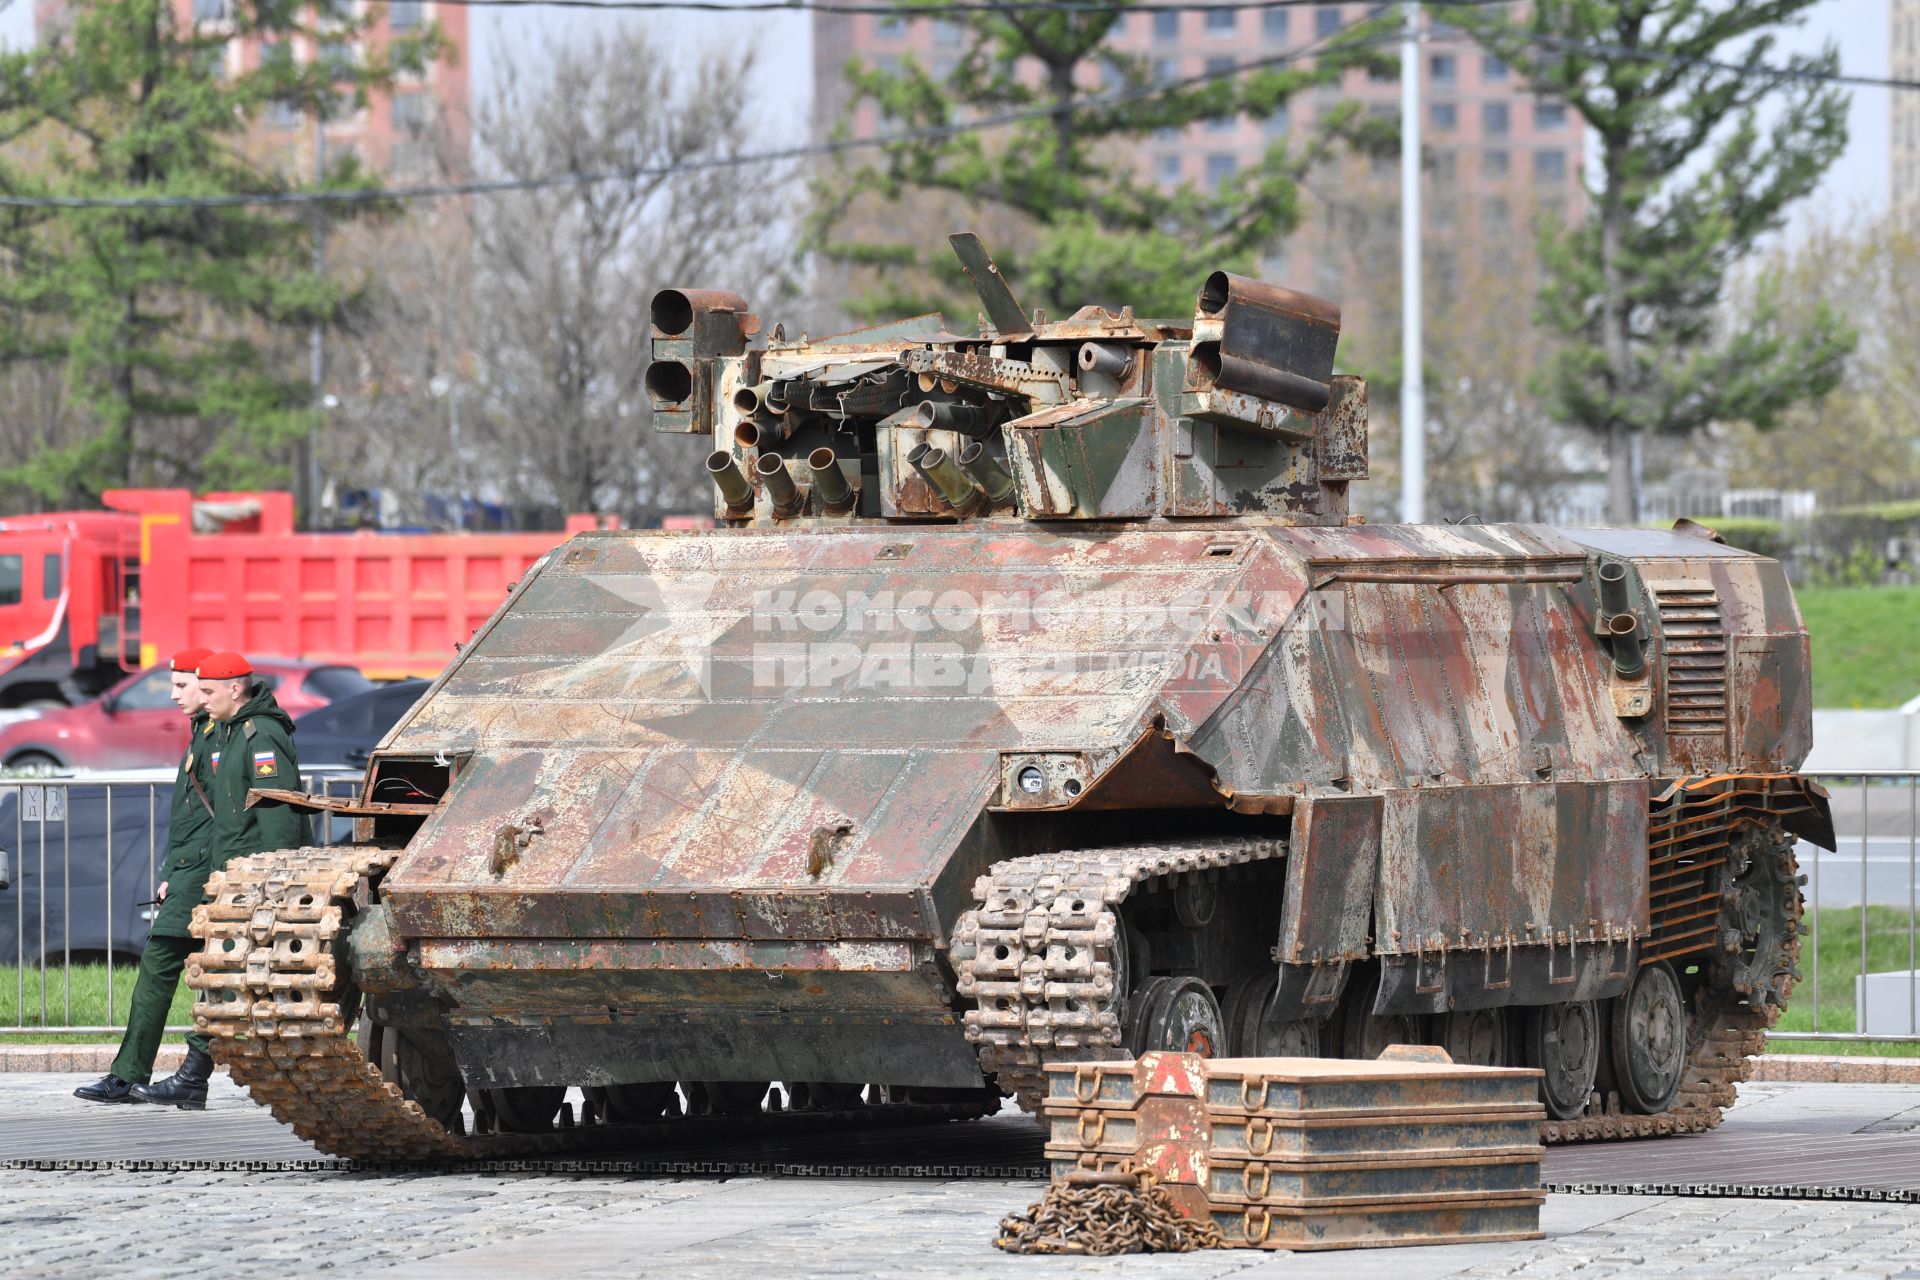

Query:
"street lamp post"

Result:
[[1399, 0, 1427, 524]]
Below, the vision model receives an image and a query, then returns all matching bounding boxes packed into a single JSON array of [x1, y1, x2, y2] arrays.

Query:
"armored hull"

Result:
[[189, 238, 1832, 1157]]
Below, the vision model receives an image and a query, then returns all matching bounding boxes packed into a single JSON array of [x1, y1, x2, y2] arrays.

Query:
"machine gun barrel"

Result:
[[1077, 342, 1132, 378]]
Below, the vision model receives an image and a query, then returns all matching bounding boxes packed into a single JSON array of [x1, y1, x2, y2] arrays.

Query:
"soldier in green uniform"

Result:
[[75, 647, 218, 1105], [126, 651, 308, 1108]]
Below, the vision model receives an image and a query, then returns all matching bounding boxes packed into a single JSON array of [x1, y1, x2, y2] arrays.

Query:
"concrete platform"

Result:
[[5, 1075, 1920, 1277]]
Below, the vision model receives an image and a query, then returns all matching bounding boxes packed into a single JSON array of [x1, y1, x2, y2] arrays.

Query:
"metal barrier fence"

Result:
[[4, 768, 1918, 1047], [1773, 770, 1920, 1048], [0, 770, 361, 1034]]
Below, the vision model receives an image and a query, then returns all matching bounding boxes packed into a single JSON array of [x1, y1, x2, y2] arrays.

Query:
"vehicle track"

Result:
[[950, 826, 1800, 1144]]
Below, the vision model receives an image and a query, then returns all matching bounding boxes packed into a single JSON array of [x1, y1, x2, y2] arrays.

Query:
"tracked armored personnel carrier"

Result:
[[189, 235, 1833, 1160]]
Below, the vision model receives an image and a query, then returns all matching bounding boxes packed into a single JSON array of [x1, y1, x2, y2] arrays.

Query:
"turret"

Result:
[[647, 232, 1368, 526]]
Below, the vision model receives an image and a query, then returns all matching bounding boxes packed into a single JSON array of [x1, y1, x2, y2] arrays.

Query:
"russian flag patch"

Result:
[[210, 751, 220, 772], [253, 751, 278, 778]]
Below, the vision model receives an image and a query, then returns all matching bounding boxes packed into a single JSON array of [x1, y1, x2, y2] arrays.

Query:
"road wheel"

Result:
[[358, 1019, 465, 1133], [1437, 1007, 1511, 1066], [1528, 1000, 1600, 1121], [1223, 971, 1320, 1057], [1340, 967, 1421, 1060], [1128, 976, 1225, 1058], [1611, 961, 1687, 1114]]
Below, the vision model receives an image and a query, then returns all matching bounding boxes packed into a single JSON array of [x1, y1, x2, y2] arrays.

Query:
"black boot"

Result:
[[74, 1074, 137, 1103], [128, 1047, 213, 1110]]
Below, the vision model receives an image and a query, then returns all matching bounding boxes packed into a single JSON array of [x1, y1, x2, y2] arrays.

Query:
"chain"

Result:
[[996, 1167, 1226, 1255]]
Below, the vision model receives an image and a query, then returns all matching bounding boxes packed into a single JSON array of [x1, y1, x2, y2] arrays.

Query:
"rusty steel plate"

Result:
[[1042, 1051, 1207, 1111], [1198, 1055, 1544, 1117], [1208, 1193, 1544, 1251], [1049, 1147, 1540, 1208], [1206, 1108, 1546, 1162]]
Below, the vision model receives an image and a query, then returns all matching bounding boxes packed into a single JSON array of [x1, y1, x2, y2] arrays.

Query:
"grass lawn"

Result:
[[1799, 585, 1920, 708], [0, 961, 191, 1036]]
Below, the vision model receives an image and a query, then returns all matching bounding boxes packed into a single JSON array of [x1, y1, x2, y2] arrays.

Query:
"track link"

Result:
[[189, 846, 472, 1161], [950, 838, 1286, 1111], [189, 845, 993, 1162]]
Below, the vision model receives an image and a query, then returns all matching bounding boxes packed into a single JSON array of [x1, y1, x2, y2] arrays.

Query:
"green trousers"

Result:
[[109, 934, 210, 1084]]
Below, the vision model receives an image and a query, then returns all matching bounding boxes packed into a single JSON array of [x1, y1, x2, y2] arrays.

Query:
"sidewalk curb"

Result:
[[1, 1044, 184, 1074], [3, 1045, 1917, 1082], [1749, 1054, 1920, 1085]]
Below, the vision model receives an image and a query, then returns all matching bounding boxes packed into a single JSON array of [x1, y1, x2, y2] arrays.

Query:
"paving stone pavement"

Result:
[[4, 1074, 1920, 1278]]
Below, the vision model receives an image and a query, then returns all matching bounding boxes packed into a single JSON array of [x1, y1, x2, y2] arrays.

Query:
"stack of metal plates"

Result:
[[1044, 1048, 1546, 1251], [1039, 1051, 1217, 1220]]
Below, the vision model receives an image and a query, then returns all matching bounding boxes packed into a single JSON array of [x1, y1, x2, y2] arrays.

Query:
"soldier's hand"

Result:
[[157, 881, 168, 903]]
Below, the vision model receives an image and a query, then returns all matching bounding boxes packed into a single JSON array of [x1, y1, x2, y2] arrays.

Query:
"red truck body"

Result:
[[0, 489, 596, 706]]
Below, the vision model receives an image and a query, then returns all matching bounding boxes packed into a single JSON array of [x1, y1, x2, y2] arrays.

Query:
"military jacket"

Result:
[[149, 713, 215, 938], [207, 681, 307, 866]]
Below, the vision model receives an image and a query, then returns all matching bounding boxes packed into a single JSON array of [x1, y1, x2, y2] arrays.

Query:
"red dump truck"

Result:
[[0, 489, 604, 706]]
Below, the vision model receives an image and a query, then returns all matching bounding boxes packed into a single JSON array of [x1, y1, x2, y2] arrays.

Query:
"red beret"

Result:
[[170, 647, 213, 673], [197, 651, 253, 680]]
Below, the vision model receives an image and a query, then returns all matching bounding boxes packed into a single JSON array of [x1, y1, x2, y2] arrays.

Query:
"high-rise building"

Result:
[[1896, 0, 1920, 220], [33, 0, 470, 179], [814, 3, 1585, 327]]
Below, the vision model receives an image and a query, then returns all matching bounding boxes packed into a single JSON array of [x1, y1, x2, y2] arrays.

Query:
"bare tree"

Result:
[[325, 196, 478, 526], [465, 26, 798, 518], [1716, 211, 1920, 507], [1333, 178, 1583, 525]]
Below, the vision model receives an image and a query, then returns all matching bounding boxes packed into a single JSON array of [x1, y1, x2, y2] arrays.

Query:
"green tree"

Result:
[[1719, 211, 1920, 506], [812, 3, 1398, 320], [0, 0, 435, 505], [1456, 1, 1854, 524]]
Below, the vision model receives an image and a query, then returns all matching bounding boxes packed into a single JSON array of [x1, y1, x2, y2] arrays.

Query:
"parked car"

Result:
[[291, 679, 430, 769], [0, 768, 361, 966], [0, 660, 370, 775]]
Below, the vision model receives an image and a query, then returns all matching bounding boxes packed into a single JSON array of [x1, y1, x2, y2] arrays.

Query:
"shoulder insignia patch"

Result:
[[253, 751, 278, 778], [211, 751, 221, 772]]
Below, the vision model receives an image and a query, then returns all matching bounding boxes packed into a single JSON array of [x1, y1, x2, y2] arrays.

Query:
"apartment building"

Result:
[[1896, 0, 1920, 220], [34, 0, 470, 179], [814, 3, 1585, 320]]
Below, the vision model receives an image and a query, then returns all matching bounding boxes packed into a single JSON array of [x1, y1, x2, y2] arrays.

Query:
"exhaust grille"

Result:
[[1652, 586, 1727, 737]]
